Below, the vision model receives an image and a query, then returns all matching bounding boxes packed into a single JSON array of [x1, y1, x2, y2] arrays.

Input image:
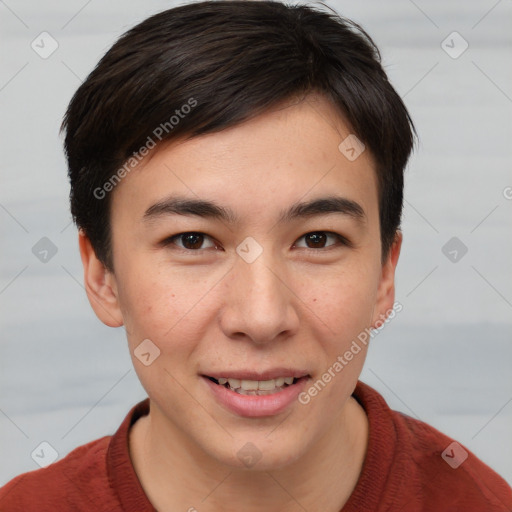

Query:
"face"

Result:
[[81, 93, 401, 470]]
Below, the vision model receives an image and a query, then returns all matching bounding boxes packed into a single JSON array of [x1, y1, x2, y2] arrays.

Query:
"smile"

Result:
[[207, 376, 301, 395], [202, 373, 311, 417]]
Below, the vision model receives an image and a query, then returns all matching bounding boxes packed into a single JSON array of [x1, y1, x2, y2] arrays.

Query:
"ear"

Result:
[[78, 231, 124, 327], [370, 231, 402, 328]]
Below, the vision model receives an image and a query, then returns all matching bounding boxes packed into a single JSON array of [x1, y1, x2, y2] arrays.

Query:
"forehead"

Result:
[[110, 93, 379, 226]]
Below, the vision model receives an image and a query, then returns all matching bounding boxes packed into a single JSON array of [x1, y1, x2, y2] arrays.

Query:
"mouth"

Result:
[[201, 372, 311, 417], [204, 375, 308, 396]]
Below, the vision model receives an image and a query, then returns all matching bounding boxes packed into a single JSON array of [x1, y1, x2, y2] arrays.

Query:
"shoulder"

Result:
[[394, 410, 512, 510], [352, 381, 512, 511], [0, 436, 118, 512]]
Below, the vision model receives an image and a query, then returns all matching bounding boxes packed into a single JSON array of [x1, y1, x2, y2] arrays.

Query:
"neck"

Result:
[[129, 396, 368, 512]]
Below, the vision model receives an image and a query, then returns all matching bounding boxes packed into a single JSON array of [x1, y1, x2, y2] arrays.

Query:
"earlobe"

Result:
[[78, 231, 124, 327], [370, 231, 402, 328]]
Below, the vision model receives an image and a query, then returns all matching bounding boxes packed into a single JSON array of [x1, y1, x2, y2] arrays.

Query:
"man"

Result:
[[1, 2, 511, 510]]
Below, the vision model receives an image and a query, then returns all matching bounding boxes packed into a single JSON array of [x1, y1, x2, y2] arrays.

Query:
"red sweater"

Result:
[[1, 380, 511, 511]]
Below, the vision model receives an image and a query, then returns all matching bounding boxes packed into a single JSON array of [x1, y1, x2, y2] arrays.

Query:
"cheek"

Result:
[[297, 262, 379, 338], [116, 260, 219, 353], [115, 261, 177, 340]]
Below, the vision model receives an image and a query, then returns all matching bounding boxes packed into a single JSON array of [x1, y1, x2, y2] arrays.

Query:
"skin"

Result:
[[79, 92, 402, 512]]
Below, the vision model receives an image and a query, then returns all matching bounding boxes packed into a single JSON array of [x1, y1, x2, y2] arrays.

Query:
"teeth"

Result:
[[213, 376, 300, 391], [227, 378, 241, 389], [241, 379, 259, 391], [258, 379, 277, 391]]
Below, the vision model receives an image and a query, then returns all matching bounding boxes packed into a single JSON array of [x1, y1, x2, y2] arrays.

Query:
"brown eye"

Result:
[[305, 232, 328, 248], [180, 233, 204, 249], [164, 232, 217, 251], [295, 231, 349, 250]]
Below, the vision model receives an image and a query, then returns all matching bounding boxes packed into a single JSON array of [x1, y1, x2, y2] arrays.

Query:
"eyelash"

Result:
[[160, 231, 352, 253]]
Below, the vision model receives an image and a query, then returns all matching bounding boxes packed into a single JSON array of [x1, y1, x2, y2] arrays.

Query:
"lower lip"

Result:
[[202, 376, 309, 418]]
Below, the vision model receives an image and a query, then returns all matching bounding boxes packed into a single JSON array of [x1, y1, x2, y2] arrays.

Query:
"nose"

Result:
[[218, 252, 300, 346]]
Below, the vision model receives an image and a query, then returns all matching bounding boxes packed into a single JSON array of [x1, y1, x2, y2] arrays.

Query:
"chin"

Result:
[[206, 433, 309, 472]]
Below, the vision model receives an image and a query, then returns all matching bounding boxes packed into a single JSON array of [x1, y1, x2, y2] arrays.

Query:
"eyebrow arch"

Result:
[[278, 196, 366, 224], [143, 195, 366, 225], [143, 196, 237, 223]]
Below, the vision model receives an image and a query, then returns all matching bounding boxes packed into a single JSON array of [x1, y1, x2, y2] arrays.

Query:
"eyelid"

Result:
[[160, 232, 219, 251], [293, 231, 352, 250]]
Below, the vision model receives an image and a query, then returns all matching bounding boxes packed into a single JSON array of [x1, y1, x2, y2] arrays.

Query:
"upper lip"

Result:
[[202, 369, 310, 381]]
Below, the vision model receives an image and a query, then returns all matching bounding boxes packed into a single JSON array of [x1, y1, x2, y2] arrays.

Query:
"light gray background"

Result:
[[1, 0, 511, 488]]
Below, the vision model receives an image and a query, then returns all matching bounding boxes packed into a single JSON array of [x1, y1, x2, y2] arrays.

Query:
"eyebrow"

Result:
[[143, 195, 366, 225]]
